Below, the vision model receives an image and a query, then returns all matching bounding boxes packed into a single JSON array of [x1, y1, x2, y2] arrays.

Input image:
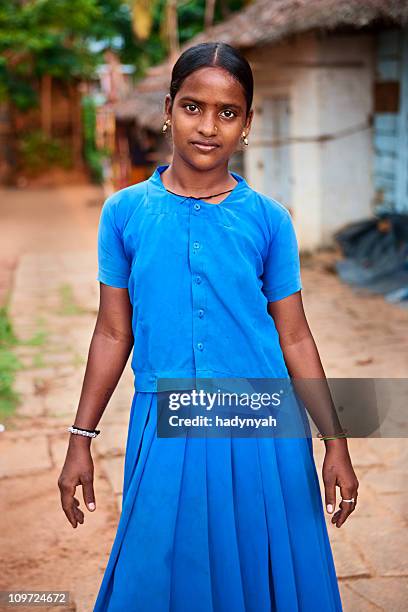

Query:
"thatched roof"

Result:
[[115, 0, 408, 129]]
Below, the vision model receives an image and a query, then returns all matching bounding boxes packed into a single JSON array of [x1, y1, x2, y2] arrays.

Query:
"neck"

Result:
[[161, 154, 237, 197]]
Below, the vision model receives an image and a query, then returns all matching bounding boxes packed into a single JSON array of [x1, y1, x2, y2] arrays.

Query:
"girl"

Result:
[[58, 42, 358, 611]]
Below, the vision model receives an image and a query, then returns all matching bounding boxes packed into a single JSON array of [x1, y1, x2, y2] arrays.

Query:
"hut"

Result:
[[114, 0, 408, 250]]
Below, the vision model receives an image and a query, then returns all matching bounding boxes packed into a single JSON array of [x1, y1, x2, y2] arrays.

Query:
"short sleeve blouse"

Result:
[[96, 164, 302, 391]]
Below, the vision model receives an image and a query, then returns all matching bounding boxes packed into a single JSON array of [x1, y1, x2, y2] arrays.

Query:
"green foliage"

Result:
[[22, 329, 48, 346], [0, 0, 99, 109], [82, 95, 108, 183], [17, 130, 73, 176], [0, 0, 144, 109], [56, 283, 89, 315], [0, 305, 18, 347], [0, 1, 248, 111], [0, 306, 23, 418]]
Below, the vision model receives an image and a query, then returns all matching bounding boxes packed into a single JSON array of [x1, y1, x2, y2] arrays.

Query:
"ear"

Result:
[[164, 94, 172, 119], [244, 108, 254, 135]]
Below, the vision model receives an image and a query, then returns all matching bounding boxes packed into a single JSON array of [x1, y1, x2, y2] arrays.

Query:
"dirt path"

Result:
[[0, 185, 128, 612], [0, 186, 407, 611]]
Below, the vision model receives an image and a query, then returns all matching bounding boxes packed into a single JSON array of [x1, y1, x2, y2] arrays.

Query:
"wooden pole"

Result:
[[70, 81, 83, 170], [204, 0, 216, 29], [41, 74, 52, 137], [167, 0, 179, 59]]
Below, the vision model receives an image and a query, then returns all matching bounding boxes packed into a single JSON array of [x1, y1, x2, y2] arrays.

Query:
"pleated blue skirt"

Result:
[[93, 390, 343, 611]]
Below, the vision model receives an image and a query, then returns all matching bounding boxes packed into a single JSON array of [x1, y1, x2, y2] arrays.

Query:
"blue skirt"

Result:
[[93, 390, 343, 611]]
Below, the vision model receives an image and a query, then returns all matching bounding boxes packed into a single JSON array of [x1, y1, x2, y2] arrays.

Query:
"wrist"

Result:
[[69, 432, 92, 447], [323, 436, 348, 450]]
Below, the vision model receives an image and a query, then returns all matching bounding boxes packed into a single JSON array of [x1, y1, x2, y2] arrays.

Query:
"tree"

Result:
[[0, 0, 249, 111], [0, 0, 134, 111], [0, 0, 248, 179]]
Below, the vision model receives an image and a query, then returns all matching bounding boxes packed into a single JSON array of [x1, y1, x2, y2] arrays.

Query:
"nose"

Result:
[[197, 112, 218, 137]]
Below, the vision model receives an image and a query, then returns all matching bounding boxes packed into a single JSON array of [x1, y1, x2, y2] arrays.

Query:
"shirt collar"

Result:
[[148, 163, 248, 207]]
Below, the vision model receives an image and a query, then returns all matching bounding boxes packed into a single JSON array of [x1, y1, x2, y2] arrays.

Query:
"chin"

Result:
[[183, 153, 216, 168]]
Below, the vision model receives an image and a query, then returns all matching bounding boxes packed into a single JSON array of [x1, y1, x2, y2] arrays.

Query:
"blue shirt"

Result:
[[96, 163, 303, 392]]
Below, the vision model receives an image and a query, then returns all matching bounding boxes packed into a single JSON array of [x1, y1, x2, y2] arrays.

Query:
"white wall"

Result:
[[317, 33, 375, 248], [245, 32, 375, 250]]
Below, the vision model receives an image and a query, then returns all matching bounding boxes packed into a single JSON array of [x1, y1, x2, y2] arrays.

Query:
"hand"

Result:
[[322, 441, 359, 528], [57, 436, 96, 528]]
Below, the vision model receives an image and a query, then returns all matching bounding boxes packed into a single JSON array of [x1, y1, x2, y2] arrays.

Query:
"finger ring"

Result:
[[341, 498, 355, 503]]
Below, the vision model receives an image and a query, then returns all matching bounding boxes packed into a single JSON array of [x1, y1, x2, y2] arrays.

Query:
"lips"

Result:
[[191, 141, 219, 152]]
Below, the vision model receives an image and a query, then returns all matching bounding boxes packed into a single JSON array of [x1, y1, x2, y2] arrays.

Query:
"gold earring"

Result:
[[162, 119, 171, 133], [242, 132, 249, 146]]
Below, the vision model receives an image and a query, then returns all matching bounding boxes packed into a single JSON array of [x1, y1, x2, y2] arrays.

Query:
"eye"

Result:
[[183, 104, 199, 113], [221, 109, 237, 119], [182, 104, 237, 119]]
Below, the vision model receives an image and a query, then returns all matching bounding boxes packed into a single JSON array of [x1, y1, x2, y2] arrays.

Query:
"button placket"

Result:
[[190, 200, 206, 366]]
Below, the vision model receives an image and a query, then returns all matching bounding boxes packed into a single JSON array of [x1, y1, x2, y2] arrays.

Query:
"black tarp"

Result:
[[333, 213, 408, 305]]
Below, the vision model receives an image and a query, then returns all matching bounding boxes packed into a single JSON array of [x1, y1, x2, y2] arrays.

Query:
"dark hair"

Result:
[[168, 42, 253, 119]]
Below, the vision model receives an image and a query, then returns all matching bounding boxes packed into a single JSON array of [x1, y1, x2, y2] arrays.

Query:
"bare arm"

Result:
[[268, 291, 344, 432], [267, 291, 324, 375], [58, 283, 133, 528], [267, 291, 359, 527], [267, 291, 343, 431], [72, 283, 134, 431]]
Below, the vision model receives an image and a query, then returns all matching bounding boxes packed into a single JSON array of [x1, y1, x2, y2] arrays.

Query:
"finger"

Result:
[[331, 510, 342, 524], [72, 496, 85, 524], [335, 486, 355, 527], [74, 506, 85, 524], [59, 483, 79, 528], [81, 474, 96, 511], [347, 489, 358, 515], [324, 473, 336, 514], [346, 488, 358, 514], [342, 483, 358, 513], [330, 501, 348, 526], [334, 504, 351, 527]]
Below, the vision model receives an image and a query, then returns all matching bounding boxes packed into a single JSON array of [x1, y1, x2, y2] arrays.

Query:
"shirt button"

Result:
[[198, 309, 204, 318], [197, 342, 203, 350], [193, 241, 200, 249], [194, 203, 201, 211], [195, 275, 202, 284]]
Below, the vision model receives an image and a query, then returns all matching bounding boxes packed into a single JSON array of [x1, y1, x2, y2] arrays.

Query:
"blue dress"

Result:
[[93, 164, 343, 611]]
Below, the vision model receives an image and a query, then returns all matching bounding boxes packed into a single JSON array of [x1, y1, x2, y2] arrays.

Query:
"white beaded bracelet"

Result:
[[68, 425, 100, 438]]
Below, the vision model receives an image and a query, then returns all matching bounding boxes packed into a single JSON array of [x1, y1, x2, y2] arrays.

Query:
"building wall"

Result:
[[373, 27, 408, 213], [317, 32, 375, 248], [246, 31, 375, 250], [290, 35, 325, 251], [246, 34, 318, 226]]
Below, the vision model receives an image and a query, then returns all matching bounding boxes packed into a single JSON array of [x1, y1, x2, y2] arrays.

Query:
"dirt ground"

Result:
[[0, 184, 117, 612], [0, 184, 407, 611]]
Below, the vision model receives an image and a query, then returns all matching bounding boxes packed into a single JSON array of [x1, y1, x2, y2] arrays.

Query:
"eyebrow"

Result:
[[178, 96, 242, 110]]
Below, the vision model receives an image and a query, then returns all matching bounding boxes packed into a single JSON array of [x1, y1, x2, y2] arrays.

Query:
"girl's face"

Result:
[[164, 66, 253, 169]]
